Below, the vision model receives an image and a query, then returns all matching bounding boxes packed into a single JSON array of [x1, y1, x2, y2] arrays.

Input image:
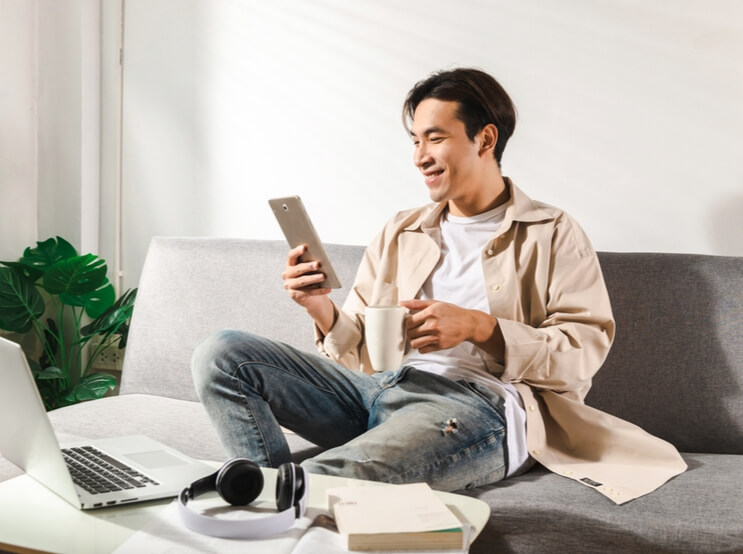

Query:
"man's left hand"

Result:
[[400, 299, 497, 354]]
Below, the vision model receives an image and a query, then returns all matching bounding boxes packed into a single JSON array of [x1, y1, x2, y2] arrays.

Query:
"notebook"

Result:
[[0, 336, 214, 510]]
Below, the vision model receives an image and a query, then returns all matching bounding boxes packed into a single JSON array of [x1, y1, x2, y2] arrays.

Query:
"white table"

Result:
[[0, 466, 490, 554]]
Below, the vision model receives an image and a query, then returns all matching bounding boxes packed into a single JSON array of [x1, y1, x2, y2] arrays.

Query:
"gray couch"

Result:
[[2, 237, 742, 553]]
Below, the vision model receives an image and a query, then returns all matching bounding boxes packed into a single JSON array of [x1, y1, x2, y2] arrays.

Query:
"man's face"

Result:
[[410, 98, 485, 211]]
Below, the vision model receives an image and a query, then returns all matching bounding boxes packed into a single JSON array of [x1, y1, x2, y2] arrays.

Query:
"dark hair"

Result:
[[403, 68, 517, 166]]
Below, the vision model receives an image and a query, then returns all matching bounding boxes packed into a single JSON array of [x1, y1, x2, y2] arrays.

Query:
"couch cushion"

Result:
[[50, 394, 321, 464], [463, 452, 743, 553], [46, 394, 228, 461], [591, 253, 743, 454], [121, 238, 363, 401]]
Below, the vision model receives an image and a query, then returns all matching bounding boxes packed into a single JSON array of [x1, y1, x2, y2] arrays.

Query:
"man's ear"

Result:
[[478, 124, 498, 157]]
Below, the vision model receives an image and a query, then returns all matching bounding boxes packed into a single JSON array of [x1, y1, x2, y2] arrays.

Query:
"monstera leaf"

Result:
[[43, 254, 108, 297], [81, 288, 137, 342], [0, 267, 45, 333], [19, 236, 77, 273], [60, 281, 116, 319], [34, 366, 66, 382], [63, 373, 117, 405], [0, 261, 43, 283]]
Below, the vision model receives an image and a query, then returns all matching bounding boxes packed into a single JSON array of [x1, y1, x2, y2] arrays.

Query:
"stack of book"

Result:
[[327, 482, 469, 552]]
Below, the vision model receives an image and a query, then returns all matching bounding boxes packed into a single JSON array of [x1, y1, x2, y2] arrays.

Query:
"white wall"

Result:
[[0, 0, 102, 261], [3, 1, 740, 290], [36, 0, 101, 255], [120, 0, 743, 290], [0, 0, 37, 259]]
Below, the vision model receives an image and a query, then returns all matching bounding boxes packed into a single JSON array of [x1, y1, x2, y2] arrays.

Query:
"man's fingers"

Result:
[[284, 270, 326, 290], [282, 260, 319, 280], [287, 285, 331, 300], [286, 244, 307, 265], [409, 334, 439, 353], [282, 245, 332, 308], [399, 299, 434, 311]]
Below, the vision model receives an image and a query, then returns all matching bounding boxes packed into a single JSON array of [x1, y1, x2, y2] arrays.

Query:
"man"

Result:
[[193, 68, 685, 503]]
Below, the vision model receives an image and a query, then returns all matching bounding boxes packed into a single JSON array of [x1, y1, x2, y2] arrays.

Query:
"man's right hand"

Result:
[[281, 244, 336, 333]]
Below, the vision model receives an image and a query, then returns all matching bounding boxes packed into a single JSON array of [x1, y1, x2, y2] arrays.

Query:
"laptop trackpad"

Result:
[[124, 450, 187, 469]]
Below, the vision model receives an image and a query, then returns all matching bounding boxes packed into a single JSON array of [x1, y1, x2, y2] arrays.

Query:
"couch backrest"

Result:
[[122, 238, 743, 454], [590, 252, 743, 454], [120, 238, 364, 402]]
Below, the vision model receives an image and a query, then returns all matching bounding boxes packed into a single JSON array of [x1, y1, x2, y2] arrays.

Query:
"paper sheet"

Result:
[[113, 498, 317, 554], [113, 496, 472, 553]]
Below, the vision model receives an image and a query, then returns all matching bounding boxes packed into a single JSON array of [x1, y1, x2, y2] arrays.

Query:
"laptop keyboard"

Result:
[[62, 446, 160, 495]]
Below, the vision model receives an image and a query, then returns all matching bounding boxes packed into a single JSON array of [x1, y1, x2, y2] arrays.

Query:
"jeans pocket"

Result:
[[458, 380, 509, 476], [459, 380, 506, 421]]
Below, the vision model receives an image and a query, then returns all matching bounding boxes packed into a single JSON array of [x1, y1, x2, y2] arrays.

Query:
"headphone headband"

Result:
[[177, 459, 308, 539]]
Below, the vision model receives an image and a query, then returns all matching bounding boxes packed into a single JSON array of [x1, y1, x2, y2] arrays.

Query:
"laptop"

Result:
[[0, 336, 214, 509]]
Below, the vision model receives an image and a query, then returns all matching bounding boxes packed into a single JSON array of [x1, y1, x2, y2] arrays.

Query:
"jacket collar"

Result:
[[403, 178, 554, 233]]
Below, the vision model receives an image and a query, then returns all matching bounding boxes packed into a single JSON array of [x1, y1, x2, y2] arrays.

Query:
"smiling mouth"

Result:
[[424, 170, 444, 185]]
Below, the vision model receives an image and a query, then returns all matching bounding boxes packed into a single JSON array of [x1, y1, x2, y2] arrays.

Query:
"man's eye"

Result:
[[430, 136, 444, 142]]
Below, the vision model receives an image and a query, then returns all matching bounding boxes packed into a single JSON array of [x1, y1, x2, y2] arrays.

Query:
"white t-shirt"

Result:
[[404, 205, 530, 477]]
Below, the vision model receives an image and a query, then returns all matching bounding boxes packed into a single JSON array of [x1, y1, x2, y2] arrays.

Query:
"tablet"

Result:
[[268, 196, 342, 289]]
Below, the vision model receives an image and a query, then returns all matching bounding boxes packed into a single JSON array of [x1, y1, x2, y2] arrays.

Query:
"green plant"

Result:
[[0, 236, 137, 410]]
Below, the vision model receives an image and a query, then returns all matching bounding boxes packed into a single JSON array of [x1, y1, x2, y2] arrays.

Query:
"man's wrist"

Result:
[[471, 310, 497, 343], [307, 297, 337, 335], [471, 311, 505, 363]]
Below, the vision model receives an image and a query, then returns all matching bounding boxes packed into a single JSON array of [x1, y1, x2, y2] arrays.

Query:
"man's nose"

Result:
[[414, 144, 431, 168]]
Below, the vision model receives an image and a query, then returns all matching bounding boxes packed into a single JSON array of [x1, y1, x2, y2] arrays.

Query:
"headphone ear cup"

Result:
[[216, 458, 264, 506], [188, 471, 219, 499], [276, 463, 304, 513]]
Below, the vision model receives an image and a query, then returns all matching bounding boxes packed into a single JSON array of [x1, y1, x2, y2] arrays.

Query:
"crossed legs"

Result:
[[192, 330, 507, 491]]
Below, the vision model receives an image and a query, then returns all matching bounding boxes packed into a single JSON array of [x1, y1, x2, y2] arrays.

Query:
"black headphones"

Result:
[[177, 458, 308, 539]]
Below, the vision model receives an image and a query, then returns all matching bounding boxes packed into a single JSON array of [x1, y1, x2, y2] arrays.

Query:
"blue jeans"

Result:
[[191, 330, 507, 492]]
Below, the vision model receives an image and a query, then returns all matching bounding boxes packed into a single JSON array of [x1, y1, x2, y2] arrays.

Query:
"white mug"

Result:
[[364, 305, 409, 372]]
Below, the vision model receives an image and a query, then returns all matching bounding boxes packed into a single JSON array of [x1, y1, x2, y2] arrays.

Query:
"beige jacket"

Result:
[[315, 179, 686, 504]]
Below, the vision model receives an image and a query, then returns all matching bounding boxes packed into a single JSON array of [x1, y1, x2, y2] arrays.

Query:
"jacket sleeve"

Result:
[[312, 231, 387, 372], [498, 215, 615, 400]]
